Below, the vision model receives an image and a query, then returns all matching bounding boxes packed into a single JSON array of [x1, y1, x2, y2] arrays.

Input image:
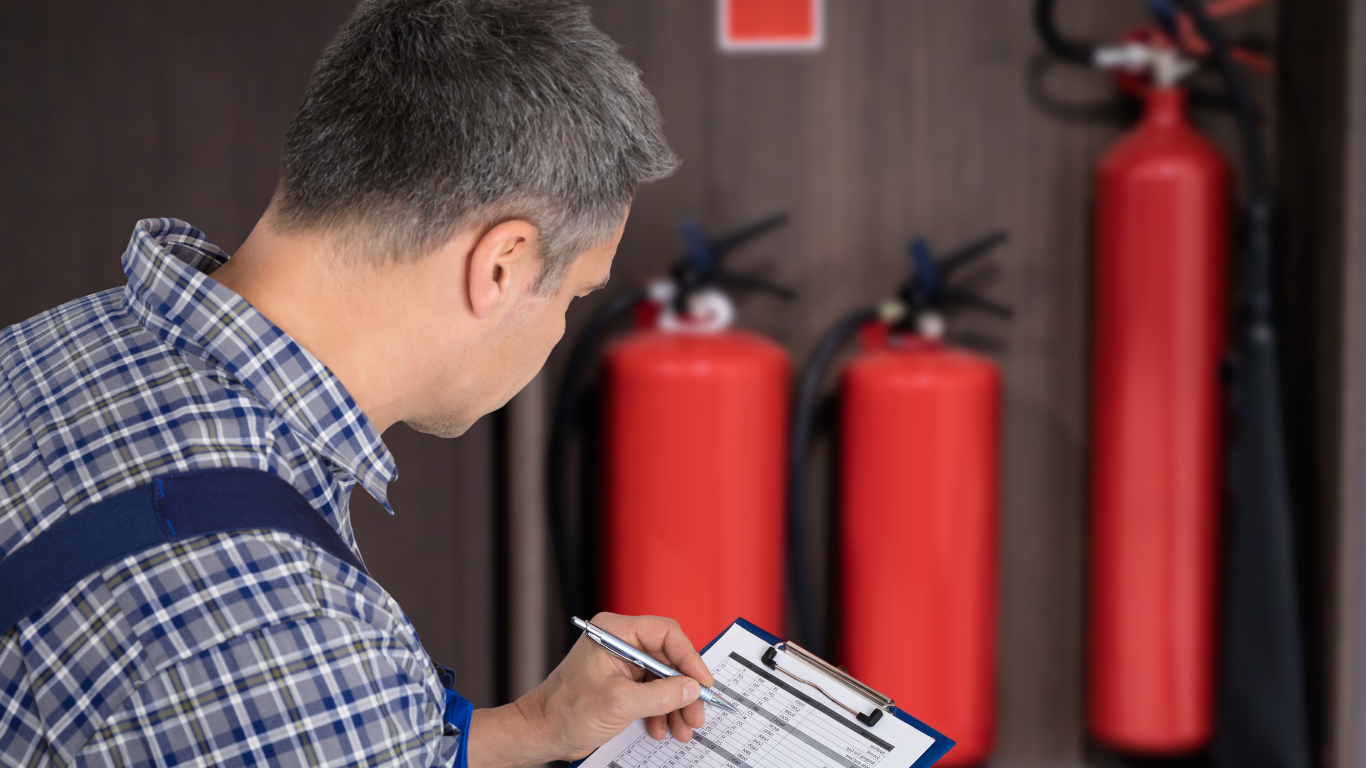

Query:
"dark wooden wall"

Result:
[[0, 1, 500, 706]]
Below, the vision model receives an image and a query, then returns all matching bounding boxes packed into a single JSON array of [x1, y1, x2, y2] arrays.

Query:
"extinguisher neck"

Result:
[[1144, 87, 1189, 128]]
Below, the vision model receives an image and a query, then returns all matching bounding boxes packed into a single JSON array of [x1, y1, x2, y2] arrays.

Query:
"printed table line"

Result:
[[713, 681, 865, 768]]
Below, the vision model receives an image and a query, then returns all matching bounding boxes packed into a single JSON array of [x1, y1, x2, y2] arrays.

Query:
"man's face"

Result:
[[405, 216, 624, 438]]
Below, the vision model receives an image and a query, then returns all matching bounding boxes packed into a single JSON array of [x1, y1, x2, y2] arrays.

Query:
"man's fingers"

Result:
[[672, 650, 715, 689], [592, 613, 716, 688], [649, 622, 715, 688], [615, 674, 701, 722], [574, 632, 648, 683], [682, 699, 706, 730], [669, 709, 694, 742], [640, 645, 714, 693]]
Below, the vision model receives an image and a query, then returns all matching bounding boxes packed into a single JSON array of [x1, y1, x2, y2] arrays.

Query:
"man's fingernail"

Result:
[[684, 680, 700, 702]]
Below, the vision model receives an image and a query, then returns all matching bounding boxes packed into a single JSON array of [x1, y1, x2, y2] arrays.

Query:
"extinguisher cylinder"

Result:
[[1088, 86, 1231, 754], [840, 337, 1001, 767], [601, 330, 790, 647]]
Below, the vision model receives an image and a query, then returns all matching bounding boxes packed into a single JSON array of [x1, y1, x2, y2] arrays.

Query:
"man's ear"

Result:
[[468, 219, 541, 319]]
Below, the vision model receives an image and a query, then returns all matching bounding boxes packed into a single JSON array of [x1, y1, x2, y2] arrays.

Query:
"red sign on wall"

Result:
[[718, 0, 824, 52]]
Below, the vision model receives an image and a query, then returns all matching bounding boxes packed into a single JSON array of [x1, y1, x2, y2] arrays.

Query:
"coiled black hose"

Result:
[[1034, 0, 1097, 65], [547, 287, 648, 629], [787, 307, 882, 657]]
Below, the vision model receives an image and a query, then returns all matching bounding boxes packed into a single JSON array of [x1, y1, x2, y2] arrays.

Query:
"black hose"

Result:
[[788, 307, 882, 657], [1169, 0, 1273, 322], [1168, 6, 1308, 768], [547, 287, 648, 629], [1034, 0, 1097, 65]]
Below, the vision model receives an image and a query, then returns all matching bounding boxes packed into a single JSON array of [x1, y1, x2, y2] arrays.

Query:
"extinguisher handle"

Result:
[[938, 230, 1009, 278], [674, 213, 791, 314], [680, 213, 790, 279], [714, 270, 795, 300], [900, 231, 1011, 326], [939, 288, 1013, 319], [708, 212, 790, 261]]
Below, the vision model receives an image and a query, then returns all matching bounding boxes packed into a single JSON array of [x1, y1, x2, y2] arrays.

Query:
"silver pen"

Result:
[[572, 617, 741, 714]]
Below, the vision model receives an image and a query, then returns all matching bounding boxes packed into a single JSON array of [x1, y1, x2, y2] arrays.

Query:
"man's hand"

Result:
[[467, 613, 715, 768]]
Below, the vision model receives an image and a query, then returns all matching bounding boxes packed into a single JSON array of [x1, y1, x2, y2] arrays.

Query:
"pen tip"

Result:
[[712, 694, 740, 714]]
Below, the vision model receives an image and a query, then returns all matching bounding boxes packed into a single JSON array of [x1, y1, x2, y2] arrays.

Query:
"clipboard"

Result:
[[573, 617, 956, 768]]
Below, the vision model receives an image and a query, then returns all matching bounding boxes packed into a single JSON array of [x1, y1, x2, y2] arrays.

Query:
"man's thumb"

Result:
[[623, 676, 702, 718]]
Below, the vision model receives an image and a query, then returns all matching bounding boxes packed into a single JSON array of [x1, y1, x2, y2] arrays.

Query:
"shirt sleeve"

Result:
[[73, 615, 462, 767]]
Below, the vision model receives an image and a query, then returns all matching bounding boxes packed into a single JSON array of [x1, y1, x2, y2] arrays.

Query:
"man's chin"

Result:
[[404, 416, 475, 438]]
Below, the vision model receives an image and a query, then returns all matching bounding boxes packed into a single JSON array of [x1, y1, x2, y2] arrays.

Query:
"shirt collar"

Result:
[[121, 218, 397, 512]]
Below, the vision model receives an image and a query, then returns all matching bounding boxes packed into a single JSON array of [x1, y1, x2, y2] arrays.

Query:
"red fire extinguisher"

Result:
[[1035, 0, 1249, 754], [1088, 83, 1230, 753], [790, 233, 1009, 766], [549, 214, 793, 647]]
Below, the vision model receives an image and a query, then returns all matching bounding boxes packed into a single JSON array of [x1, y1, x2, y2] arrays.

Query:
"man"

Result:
[[0, 1, 713, 765]]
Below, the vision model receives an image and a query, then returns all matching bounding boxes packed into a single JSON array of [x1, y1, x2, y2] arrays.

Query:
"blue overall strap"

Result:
[[436, 663, 474, 768], [0, 468, 367, 635]]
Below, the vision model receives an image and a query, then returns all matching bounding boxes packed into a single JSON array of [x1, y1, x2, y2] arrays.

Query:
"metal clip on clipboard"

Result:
[[761, 642, 894, 727]]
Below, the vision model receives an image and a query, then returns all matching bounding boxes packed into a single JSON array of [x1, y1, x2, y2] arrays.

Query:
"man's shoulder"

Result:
[[0, 287, 128, 373], [0, 284, 269, 434], [0, 285, 289, 554]]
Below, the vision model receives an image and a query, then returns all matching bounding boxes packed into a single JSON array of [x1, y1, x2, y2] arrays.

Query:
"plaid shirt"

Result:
[[0, 219, 461, 767]]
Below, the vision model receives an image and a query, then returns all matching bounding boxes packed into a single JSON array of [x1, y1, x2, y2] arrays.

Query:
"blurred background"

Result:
[[2, 1, 1363, 766]]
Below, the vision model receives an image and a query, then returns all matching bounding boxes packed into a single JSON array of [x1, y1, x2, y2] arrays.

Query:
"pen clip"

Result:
[[601, 640, 648, 670], [577, 619, 650, 672]]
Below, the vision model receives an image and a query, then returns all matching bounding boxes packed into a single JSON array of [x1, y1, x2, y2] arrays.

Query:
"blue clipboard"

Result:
[[570, 617, 955, 768]]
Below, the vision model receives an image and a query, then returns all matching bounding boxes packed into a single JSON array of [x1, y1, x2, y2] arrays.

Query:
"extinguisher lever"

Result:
[[714, 270, 796, 300], [939, 231, 1009, 278], [675, 213, 793, 314], [708, 212, 790, 261], [901, 231, 1011, 325], [680, 213, 790, 280], [940, 288, 1014, 319]]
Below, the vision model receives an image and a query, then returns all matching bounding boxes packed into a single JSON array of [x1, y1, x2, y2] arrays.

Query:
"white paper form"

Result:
[[578, 623, 939, 768]]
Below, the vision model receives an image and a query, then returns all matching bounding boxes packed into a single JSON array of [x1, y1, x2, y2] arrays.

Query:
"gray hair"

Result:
[[272, 0, 679, 289]]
